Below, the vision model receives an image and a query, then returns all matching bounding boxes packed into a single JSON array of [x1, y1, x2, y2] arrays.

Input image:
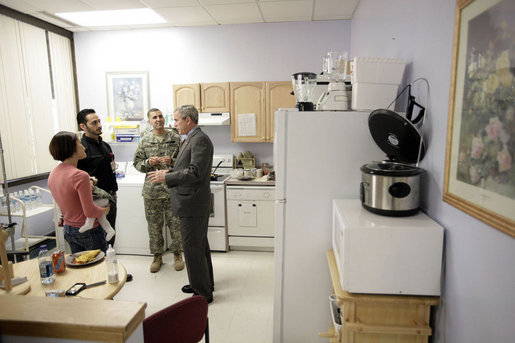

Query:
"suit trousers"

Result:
[[180, 214, 214, 299]]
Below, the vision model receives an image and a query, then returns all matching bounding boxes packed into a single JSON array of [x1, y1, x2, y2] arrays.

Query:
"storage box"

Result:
[[350, 57, 406, 111], [114, 125, 139, 136], [116, 135, 139, 143], [351, 82, 400, 111], [350, 57, 406, 84]]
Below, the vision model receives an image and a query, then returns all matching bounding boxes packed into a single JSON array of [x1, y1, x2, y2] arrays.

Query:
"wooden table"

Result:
[[0, 257, 127, 299]]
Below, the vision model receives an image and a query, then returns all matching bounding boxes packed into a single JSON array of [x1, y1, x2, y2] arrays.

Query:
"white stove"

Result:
[[208, 154, 233, 251]]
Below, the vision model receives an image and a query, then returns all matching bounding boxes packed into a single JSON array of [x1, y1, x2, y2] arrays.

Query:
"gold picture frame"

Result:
[[443, 0, 514, 237]]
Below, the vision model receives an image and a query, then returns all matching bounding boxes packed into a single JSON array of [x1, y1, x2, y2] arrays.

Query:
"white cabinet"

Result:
[[226, 186, 275, 250], [115, 170, 169, 255]]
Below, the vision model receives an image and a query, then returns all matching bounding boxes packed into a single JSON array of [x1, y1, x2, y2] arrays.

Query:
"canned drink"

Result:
[[52, 250, 66, 273]]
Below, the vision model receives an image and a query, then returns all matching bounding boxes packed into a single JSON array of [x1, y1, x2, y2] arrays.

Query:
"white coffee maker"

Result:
[[317, 52, 351, 111]]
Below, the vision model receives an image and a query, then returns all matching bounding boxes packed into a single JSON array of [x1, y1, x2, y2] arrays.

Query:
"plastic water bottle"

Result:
[[106, 244, 119, 284], [29, 189, 37, 209], [35, 188, 42, 207], [13, 192, 21, 212], [0, 194, 6, 212], [23, 190, 31, 210], [38, 245, 55, 284]]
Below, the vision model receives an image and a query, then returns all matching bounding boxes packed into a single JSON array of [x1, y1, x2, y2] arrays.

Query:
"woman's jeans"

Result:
[[64, 225, 108, 253]]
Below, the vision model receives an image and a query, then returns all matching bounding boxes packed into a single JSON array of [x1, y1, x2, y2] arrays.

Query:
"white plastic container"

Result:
[[350, 57, 406, 84], [350, 57, 406, 110], [329, 295, 342, 339], [351, 83, 401, 110]]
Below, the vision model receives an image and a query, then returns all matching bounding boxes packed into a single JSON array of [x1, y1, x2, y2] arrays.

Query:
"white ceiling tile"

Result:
[[19, 0, 94, 13], [313, 0, 358, 19], [205, 3, 262, 24], [143, 0, 198, 8], [200, 0, 254, 5], [156, 7, 217, 26], [0, 0, 360, 30], [0, 0, 39, 13], [260, 0, 313, 21], [80, 0, 146, 10]]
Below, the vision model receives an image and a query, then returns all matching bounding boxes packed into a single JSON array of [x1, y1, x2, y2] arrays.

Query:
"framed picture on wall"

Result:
[[443, 0, 514, 237], [106, 71, 149, 121]]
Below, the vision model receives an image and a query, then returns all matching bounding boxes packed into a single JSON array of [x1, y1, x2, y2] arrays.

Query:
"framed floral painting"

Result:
[[444, 0, 514, 237], [106, 71, 149, 121]]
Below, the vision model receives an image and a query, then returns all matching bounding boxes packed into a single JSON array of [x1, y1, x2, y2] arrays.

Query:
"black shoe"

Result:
[[181, 284, 195, 293], [192, 294, 213, 304]]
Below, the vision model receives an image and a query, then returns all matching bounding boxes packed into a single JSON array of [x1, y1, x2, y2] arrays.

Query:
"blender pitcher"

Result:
[[291, 72, 317, 111]]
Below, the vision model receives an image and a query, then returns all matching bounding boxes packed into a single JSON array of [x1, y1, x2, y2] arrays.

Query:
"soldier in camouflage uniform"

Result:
[[133, 108, 184, 273]]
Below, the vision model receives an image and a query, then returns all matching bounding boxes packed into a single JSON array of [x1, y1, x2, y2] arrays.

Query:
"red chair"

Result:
[[143, 295, 209, 343]]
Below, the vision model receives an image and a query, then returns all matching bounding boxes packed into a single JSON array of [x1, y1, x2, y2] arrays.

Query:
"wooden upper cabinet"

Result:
[[265, 81, 296, 142], [230, 82, 266, 142], [173, 84, 200, 109], [201, 83, 230, 112]]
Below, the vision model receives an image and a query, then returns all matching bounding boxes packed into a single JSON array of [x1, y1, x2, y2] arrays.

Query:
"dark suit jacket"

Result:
[[165, 127, 213, 217]]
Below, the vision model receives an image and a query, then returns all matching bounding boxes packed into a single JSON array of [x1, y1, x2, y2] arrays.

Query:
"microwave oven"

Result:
[[332, 199, 444, 296]]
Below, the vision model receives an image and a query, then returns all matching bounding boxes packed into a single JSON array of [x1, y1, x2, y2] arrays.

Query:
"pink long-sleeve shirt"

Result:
[[48, 163, 103, 228]]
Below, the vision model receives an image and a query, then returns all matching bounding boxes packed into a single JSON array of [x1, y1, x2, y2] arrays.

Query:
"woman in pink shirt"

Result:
[[48, 131, 110, 253]]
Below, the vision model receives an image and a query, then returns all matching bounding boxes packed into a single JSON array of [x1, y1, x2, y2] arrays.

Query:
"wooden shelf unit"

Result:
[[321, 250, 440, 343]]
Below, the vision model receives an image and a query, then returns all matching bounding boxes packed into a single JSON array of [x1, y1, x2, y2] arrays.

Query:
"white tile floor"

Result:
[[115, 251, 274, 343]]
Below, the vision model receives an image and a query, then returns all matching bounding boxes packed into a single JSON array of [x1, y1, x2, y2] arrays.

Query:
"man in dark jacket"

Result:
[[77, 109, 118, 247]]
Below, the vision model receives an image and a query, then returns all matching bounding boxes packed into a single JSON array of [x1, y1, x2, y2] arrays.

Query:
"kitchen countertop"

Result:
[[226, 177, 275, 187], [0, 296, 145, 343]]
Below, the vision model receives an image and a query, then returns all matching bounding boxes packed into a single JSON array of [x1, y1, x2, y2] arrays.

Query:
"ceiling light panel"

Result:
[[55, 8, 166, 26], [157, 6, 216, 26], [80, 0, 146, 10]]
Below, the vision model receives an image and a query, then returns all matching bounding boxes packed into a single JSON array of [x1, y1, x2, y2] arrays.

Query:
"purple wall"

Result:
[[351, 1, 515, 342]]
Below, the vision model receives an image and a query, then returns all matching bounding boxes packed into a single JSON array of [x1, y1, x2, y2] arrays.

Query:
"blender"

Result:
[[291, 72, 317, 111], [317, 52, 351, 111]]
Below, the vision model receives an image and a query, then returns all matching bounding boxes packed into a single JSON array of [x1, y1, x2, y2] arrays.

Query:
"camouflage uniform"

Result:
[[133, 129, 183, 255]]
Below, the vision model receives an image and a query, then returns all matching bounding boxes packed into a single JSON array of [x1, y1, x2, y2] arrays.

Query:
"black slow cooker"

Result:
[[360, 108, 426, 216]]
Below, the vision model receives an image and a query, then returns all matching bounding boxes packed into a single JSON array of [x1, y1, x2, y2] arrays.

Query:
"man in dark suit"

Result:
[[147, 105, 214, 303]]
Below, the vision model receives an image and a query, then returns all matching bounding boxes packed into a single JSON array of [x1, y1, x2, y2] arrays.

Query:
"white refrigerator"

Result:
[[273, 109, 384, 343]]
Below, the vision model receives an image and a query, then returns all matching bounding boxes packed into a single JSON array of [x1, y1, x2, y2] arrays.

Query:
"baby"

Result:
[[79, 184, 115, 242]]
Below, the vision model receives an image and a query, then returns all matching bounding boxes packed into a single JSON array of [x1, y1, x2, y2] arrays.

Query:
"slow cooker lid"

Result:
[[368, 109, 425, 164], [361, 161, 424, 176]]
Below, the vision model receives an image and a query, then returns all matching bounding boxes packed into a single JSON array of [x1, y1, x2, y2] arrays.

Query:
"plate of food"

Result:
[[65, 249, 105, 267], [236, 175, 254, 181]]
